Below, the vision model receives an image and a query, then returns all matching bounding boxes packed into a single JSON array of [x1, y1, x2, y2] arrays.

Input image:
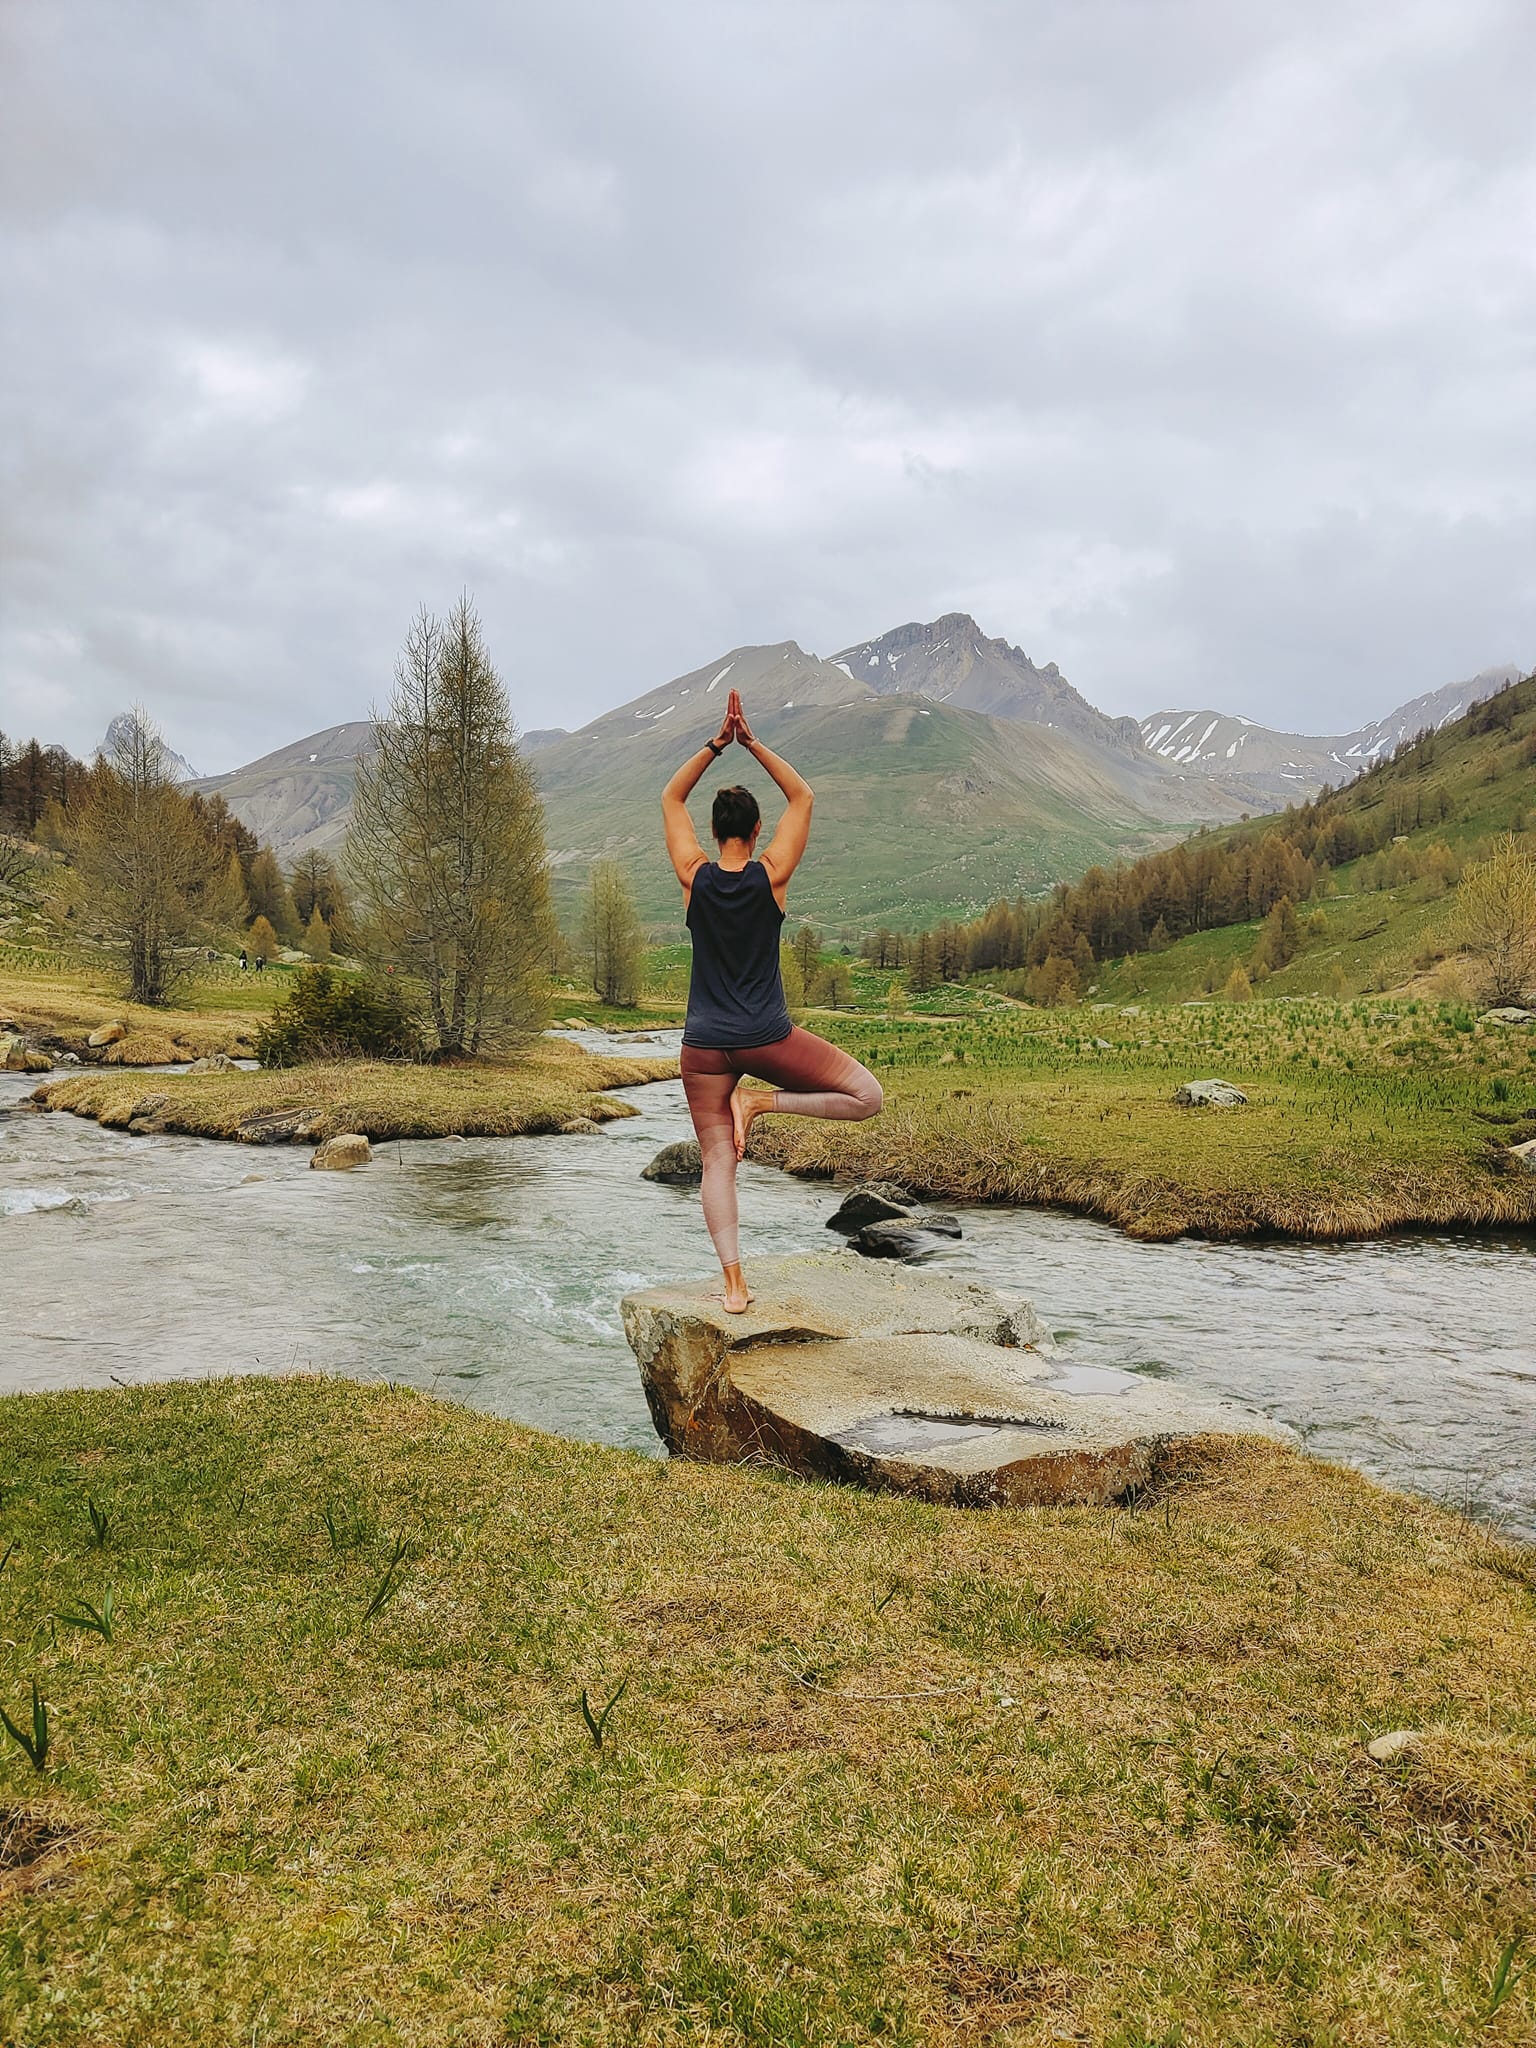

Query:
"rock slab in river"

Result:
[[642, 1140, 703, 1184], [311, 1133, 371, 1170], [1174, 1078, 1248, 1108], [621, 1253, 1280, 1508], [826, 1183, 916, 1232]]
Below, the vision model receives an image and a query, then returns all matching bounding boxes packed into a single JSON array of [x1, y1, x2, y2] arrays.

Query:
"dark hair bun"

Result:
[[711, 784, 761, 844]]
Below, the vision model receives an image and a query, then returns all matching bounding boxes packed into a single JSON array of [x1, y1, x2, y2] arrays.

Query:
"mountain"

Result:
[[828, 613, 1242, 827], [194, 618, 1527, 930], [1139, 665, 1526, 808], [193, 722, 372, 858], [835, 613, 1141, 754], [1095, 665, 1536, 1006], [98, 713, 198, 783], [531, 639, 1183, 926]]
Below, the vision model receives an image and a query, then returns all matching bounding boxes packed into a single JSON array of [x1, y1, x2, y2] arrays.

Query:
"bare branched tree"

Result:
[[347, 597, 551, 1055], [582, 859, 643, 1006], [65, 708, 221, 1004]]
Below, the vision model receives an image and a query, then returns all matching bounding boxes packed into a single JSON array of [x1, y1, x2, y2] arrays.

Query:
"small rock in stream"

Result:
[[641, 1140, 702, 1184], [825, 1182, 916, 1233], [311, 1133, 372, 1171], [853, 1217, 962, 1261]]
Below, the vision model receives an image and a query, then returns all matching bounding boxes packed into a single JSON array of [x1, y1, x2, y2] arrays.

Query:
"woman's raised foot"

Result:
[[731, 1087, 773, 1161]]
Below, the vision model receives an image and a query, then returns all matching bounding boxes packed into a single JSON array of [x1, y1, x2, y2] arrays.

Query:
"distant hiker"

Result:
[[254, 954, 266, 974], [662, 687, 882, 1315], [239, 948, 248, 972]]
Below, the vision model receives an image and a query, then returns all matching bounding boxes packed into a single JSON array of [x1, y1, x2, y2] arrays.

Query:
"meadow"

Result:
[[7, 946, 1535, 1238], [749, 998, 1536, 1239], [1, 1376, 1532, 2046]]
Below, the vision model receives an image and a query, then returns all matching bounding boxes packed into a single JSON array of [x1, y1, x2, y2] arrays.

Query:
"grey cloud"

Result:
[[2, 0, 1533, 768]]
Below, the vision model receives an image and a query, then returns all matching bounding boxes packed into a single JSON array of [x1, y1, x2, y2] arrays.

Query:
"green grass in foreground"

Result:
[[0, 1379, 1532, 2045], [751, 998, 1536, 1239]]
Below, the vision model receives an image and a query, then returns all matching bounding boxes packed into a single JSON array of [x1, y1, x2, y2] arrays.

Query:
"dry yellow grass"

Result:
[[34, 1038, 679, 1142], [1, 970, 266, 1064], [0, 1378, 1531, 2045]]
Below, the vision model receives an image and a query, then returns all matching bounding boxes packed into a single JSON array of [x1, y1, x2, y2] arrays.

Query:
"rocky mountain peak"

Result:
[[97, 712, 198, 783]]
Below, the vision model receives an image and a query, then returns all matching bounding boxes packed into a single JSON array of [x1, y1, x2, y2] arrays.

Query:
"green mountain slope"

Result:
[[1085, 671, 1536, 1003], [533, 642, 1190, 929]]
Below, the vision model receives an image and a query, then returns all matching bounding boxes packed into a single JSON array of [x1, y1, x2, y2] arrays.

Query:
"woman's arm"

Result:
[[661, 705, 735, 887], [734, 699, 814, 889]]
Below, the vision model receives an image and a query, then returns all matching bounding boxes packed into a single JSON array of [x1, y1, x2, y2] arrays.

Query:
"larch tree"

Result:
[[1456, 835, 1536, 1005], [65, 708, 221, 1004], [347, 597, 551, 1055], [583, 859, 644, 1007]]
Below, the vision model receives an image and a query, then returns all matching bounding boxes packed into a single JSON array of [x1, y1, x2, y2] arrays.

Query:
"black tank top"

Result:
[[683, 861, 792, 1049]]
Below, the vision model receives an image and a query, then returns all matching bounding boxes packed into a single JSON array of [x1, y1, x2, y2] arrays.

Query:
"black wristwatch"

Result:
[[705, 739, 725, 757]]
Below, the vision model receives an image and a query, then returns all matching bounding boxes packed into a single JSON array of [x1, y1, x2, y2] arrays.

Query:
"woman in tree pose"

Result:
[[662, 689, 883, 1312]]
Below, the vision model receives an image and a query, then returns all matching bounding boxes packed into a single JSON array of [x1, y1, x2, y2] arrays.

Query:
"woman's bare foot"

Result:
[[720, 1263, 755, 1314], [731, 1086, 774, 1160]]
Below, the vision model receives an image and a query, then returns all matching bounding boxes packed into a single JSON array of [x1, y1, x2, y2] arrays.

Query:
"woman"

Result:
[[662, 688, 883, 1312]]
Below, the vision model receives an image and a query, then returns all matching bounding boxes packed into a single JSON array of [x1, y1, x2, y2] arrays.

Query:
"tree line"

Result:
[[860, 672, 1536, 1003]]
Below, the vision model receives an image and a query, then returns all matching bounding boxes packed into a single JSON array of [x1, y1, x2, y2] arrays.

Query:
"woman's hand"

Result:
[[727, 688, 755, 745], [711, 703, 736, 751]]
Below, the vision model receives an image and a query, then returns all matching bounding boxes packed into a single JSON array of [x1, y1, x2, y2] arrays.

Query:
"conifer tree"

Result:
[[1456, 835, 1536, 1005], [64, 709, 220, 1004], [583, 859, 643, 1006], [348, 596, 551, 1053], [304, 906, 332, 960]]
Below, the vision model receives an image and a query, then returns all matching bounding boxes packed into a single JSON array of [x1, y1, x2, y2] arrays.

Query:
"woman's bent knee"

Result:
[[855, 1071, 883, 1119]]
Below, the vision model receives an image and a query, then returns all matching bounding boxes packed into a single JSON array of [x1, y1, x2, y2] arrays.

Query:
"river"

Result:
[[4, 1033, 1533, 1539]]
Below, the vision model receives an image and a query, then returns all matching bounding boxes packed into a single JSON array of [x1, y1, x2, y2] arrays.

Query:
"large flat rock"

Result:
[[622, 1252, 1282, 1508]]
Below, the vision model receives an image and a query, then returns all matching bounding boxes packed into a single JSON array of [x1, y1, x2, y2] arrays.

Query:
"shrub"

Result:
[[255, 967, 419, 1067]]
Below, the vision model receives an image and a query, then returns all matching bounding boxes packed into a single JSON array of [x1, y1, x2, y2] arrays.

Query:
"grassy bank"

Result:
[[751, 999, 1536, 1240], [1, 1378, 1531, 2045], [34, 1038, 679, 1143], [0, 965, 273, 1065]]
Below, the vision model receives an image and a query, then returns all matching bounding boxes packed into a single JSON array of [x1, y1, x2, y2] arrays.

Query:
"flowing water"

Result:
[[3, 1034, 1533, 1537]]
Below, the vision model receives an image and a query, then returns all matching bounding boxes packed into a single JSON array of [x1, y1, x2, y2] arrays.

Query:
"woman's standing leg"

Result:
[[730, 1027, 882, 1157], [680, 1047, 754, 1311]]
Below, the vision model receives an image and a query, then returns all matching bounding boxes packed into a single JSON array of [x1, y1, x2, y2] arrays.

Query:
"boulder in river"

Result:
[[87, 1020, 127, 1047], [311, 1133, 371, 1170], [0, 1033, 50, 1073], [126, 1093, 170, 1135], [187, 1052, 240, 1072], [1173, 1078, 1248, 1108], [825, 1182, 916, 1233], [853, 1214, 964, 1262], [641, 1140, 703, 1184], [622, 1253, 1280, 1508], [238, 1108, 322, 1144]]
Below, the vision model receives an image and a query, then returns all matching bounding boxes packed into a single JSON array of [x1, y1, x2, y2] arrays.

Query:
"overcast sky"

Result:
[[3, 0, 1534, 771]]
